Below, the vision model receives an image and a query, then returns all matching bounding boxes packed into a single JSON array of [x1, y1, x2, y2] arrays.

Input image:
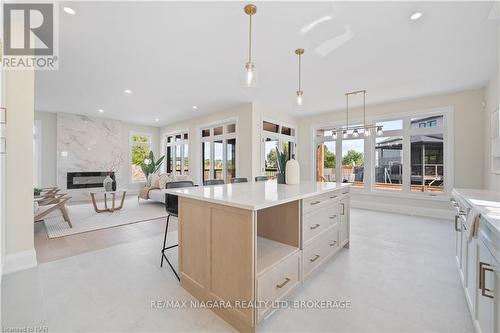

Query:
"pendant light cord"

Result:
[[298, 53, 301, 91], [248, 14, 252, 63]]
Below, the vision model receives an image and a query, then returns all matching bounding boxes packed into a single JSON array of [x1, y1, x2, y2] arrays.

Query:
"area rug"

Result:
[[43, 198, 167, 238]]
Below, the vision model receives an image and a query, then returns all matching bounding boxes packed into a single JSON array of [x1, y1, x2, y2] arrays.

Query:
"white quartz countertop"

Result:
[[165, 181, 351, 211], [453, 188, 500, 238]]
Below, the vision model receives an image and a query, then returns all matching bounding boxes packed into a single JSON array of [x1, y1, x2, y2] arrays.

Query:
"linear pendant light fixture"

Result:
[[294, 48, 305, 111], [334, 90, 383, 139], [243, 4, 259, 88]]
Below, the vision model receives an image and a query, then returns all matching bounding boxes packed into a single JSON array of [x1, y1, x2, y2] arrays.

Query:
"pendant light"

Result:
[[333, 90, 383, 138], [294, 48, 305, 110], [243, 4, 259, 88]]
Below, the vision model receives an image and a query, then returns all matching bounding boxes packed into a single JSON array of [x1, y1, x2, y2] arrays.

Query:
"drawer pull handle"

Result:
[[310, 201, 321, 206], [330, 195, 338, 199], [479, 262, 495, 299], [329, 241, 337, 247], [310, 254, 320, 263], [342, 192, 348, 195], [340, 203, 345, 215], [276, 277, 291, 289], [454, 216, 460, 232], [310, 224, 321, 230], [329, 215, 337, 220]]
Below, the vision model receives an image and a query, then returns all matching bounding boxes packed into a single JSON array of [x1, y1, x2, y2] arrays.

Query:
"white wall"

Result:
[[34, 111, 57, 187], [4, 69, 36, 273], [297, 88, 486, 217]]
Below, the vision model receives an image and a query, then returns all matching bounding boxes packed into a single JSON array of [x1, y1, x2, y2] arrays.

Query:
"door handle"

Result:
[[309, 254, 320, 262], [340, 203, 345, 215], [276, 277, 291, 289], [479, 262, 494, 299], [454, 215, 460, 232], [310, 224, 320, 230]]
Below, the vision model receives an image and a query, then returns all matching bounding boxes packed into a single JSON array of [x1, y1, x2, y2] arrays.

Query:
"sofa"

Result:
[[138, 173, 193, 204]]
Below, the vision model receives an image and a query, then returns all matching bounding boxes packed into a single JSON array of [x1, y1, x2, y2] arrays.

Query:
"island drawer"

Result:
[[257, 250, 301, 322], [302, 191, 342, 214], [303, 226, 341, 279], [303, 205, 341, 245]]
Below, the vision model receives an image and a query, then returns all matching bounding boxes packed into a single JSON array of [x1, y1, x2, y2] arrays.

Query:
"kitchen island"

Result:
[[166, 181, 351, 332]]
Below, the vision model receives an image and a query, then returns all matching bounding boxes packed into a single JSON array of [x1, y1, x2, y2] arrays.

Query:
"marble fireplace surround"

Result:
[[57, 113, 125, 191]]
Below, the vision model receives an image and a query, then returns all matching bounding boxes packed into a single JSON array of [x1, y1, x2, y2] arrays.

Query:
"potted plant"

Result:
[[276, 147, 288, 184], [141, 150, 165, 179]]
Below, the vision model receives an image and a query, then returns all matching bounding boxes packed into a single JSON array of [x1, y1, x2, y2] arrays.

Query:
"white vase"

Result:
[[285, 159, 300, 185], [103, 175, 113, 191]]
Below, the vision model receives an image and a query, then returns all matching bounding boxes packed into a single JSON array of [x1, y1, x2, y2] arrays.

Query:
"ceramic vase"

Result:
[[103, 175, 113, 191], [285, 159, 300, 185]]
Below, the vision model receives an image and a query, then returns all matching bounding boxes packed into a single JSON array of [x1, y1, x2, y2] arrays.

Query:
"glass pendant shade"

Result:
[[364, 128, 371, 137], [294, 90, 305, 111], [242, 62, 259, 88], [342, 130, 348, 139], [332, 131, 337, 140], [377, 126, 383, 136], [352, 129, 359, 138]]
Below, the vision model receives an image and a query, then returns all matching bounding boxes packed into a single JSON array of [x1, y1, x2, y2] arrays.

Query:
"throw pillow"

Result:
[[158, 173, 170, 189], [150, 174, 160, 188]]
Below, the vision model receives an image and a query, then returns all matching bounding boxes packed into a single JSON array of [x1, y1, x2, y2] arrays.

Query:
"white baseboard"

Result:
[[3, 248, 37, 275], [351, 200, 455, 220]]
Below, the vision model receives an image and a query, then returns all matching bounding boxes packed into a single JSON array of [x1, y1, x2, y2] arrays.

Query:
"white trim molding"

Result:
[[351, 199, 455, 220], [3, 248, 37, 275]]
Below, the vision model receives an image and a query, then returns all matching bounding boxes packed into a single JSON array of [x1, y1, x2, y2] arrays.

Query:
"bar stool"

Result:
[[231, 177, 248, 183], [161, 180, 194, 280], [203, 179, 224, 186]]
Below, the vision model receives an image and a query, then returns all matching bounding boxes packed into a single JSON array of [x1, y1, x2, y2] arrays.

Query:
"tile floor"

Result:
[[3, 209, 474, 332]]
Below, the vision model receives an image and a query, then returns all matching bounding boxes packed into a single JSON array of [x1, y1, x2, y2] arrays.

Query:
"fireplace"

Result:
[[67, 172, 115, 189]]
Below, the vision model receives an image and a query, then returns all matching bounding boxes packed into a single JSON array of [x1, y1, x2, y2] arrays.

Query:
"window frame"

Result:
[[162, 129, 189, 175], [197, 118, 239, 183], [312, 106, 454, 200], [260, 117, 298, 176], [129, 131, 153, 183]]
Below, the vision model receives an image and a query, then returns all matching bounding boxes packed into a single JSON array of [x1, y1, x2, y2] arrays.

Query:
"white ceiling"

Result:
[[35, 1, 499, 126]]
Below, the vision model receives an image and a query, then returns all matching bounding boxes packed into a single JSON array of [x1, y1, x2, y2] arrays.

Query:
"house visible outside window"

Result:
[[315, 110, 451, 196], [261, 120, 296, 179], [201, 121, 237, 183], [164, 131, 189, 175], [130, 132, 152, 182]]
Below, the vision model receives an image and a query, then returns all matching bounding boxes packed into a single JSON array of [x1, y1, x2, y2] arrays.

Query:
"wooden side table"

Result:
[[90, 189, 127, 213]]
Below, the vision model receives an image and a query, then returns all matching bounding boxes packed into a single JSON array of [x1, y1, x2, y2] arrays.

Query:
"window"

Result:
[[261, 120, 297, 178], [201, 121, 237, 183], [410, 134, 444, 193], [375, 137, 403, 190], [315, 109, 451, 196], [341, 138, 364, 188], [164, 131, 189, 175], [130, 133, 152, 182]]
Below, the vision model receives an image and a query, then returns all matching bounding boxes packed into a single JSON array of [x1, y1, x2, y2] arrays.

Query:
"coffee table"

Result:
[[89, 189, 127, 213]]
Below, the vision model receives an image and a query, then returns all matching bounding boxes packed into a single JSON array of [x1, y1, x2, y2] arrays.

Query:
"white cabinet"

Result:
[[340, 195, 350, 247], [474, 233, 499, 333]]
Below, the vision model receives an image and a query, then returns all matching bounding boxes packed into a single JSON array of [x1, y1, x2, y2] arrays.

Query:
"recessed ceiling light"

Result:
[[98, 108, 104, 113], [155, 118, 159, 122], [410, 12, 422, 21], [192, 106, 198, 110], [124, 89, 132, 94], [63, 7, 76, 15]]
